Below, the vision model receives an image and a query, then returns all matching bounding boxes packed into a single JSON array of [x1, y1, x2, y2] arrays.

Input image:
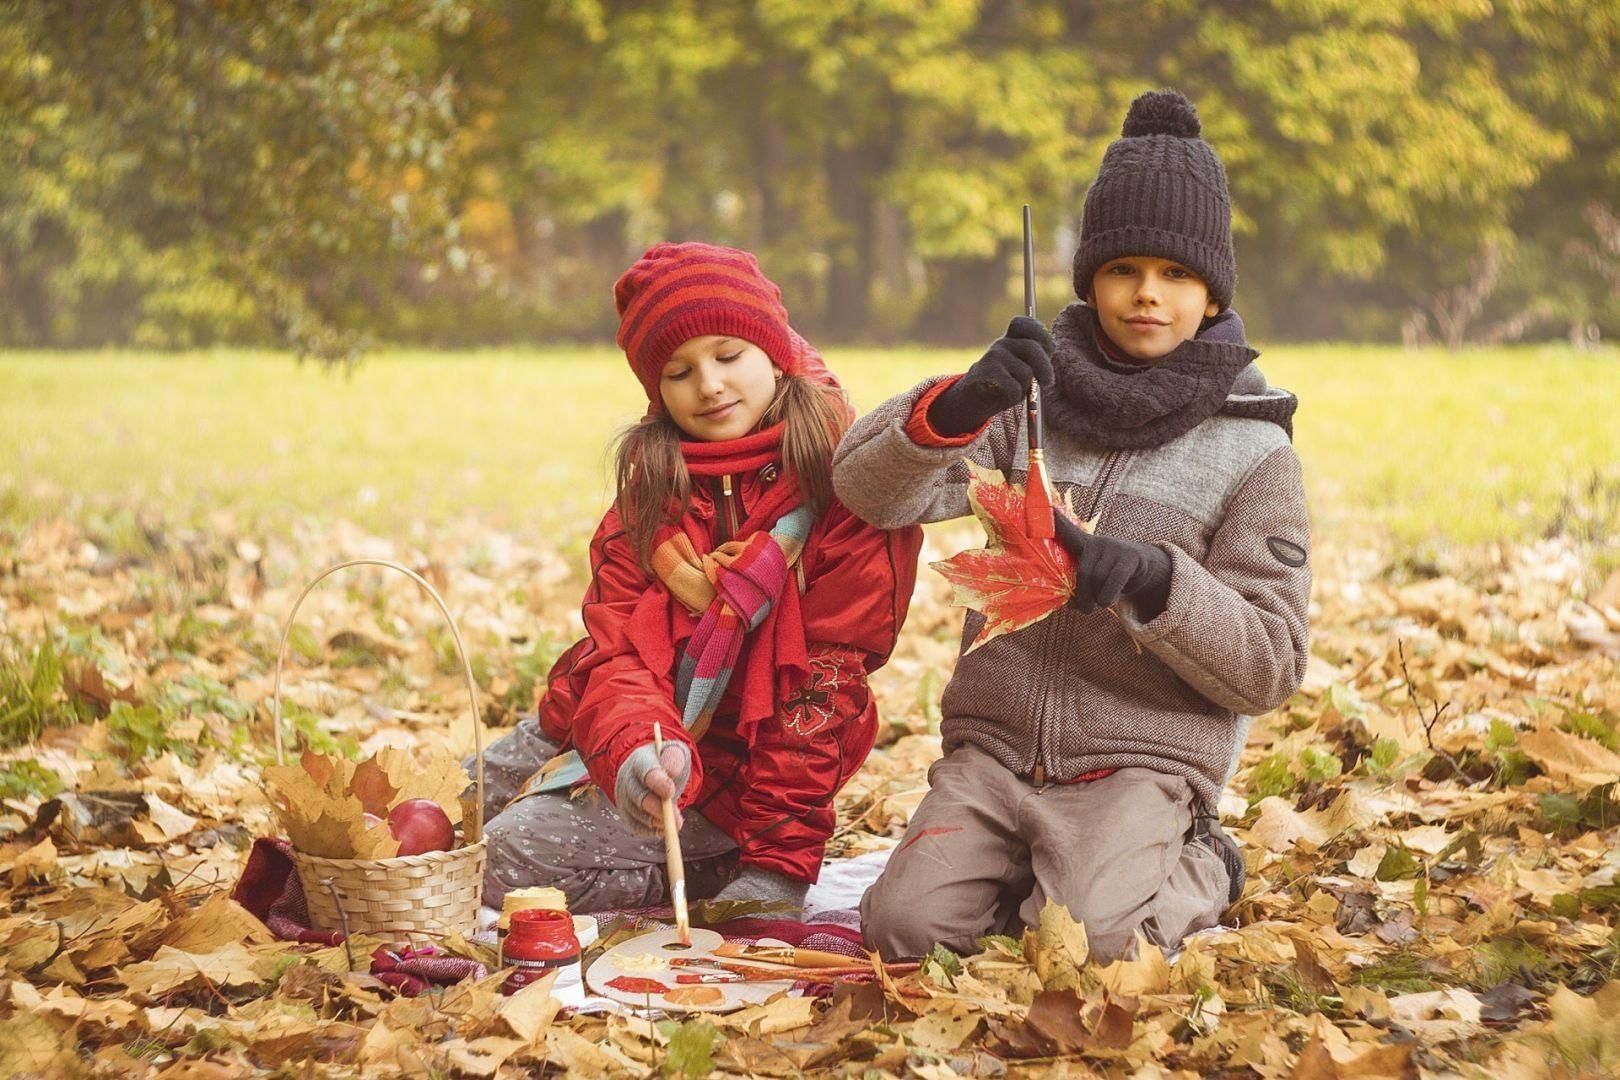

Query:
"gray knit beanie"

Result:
[[1072, 89, 1237, 311]]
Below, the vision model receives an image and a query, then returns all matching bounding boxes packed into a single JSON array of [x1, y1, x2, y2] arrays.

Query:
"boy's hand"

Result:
[[613, 740, 692, 836], [927, 316, 1055, 436], [1053, 512, 1173, 618]]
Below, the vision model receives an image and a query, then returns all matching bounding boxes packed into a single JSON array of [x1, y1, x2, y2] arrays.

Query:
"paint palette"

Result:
[[585, 926, 799, 1013]]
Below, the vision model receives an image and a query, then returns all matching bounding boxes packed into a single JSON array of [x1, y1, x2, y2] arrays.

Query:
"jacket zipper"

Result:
[[1032, 448, 1133, 788], [720, 474, 741, 539], [1031, 617, 1056, 788], [1085, 449, 1131, 524]]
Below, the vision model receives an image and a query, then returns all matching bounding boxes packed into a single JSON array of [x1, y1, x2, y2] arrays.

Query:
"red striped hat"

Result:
[[614, 242, 797, 404]]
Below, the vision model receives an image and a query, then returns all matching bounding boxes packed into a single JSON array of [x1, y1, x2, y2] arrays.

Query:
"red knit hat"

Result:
[[614, 242, 798, 403]]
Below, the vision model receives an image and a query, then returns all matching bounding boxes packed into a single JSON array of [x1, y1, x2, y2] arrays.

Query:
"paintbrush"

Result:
[[1022, 204, 1057, 540], [712, 942, 867, 968], [652, 722, 691, 946]]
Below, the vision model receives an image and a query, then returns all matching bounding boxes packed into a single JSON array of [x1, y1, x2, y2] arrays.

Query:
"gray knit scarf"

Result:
[[1046, 303, 1295, 448]]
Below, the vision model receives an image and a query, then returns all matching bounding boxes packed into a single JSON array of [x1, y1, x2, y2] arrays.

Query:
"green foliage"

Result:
[[6, 2, 1617, 347], [1562, 709, 1620, 754], [104, 701, 191, 765], [1485, 718, 1537, 787], [500, 635, 565, 720], [1539, 784, 1620, 838], [0, 633, 91, 747], [657, 1018, 720, 1078], [923, 942, 963, 985], [1471, 937, 1558, 990], [1350, 947, 1439, 995], [0, 760, 65, 801], [1367, 737, 1399, 773], [1375, 840, 1422, 882], [160, 674, 250, 724], [274, 701, 362, 763], [1, 1, 467, 359], [1299, 745, 1344, 785], [1247, 752, 1297, 802]]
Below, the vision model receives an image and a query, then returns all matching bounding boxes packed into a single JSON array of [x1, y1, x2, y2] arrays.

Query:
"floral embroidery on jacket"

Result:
[[781, 651, 845, 737]]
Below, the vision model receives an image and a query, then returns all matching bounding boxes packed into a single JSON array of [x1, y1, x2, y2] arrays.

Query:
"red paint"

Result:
[[900, 825, 964, 852], [607, 976, 669, 995], [501, 909, 580, 995]]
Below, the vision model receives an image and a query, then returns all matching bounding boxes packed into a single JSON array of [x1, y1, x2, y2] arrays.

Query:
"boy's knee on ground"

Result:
[[861, 872, 999, 960]]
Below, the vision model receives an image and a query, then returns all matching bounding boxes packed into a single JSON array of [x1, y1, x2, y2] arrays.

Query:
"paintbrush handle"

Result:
[[652, 723, 690, 944], [1022, 204, 1056, 539]]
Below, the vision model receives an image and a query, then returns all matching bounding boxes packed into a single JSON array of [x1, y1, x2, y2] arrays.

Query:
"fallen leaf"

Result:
[[1518, 727, 1620, 790], [121, 942, 267, 998], [497, 973, 560, 1043], [1026, 901, 1090, 991], [441, 1036, 525, 1077], [907, 1007, 981, 1053]]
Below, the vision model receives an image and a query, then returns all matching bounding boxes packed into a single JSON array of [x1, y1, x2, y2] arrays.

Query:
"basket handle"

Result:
[[270, 558, 485, 844]]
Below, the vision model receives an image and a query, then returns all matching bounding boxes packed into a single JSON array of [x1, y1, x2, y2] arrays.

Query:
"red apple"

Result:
[[387, 799, 455, 856]]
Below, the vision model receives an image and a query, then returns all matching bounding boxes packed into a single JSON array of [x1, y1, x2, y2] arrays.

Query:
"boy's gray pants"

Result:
[[475, 717, 740, 912], [861, 743, 1231, 964]]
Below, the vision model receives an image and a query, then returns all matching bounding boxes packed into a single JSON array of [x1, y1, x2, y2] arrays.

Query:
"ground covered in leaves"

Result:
[[3, 510, 1620, 1078]]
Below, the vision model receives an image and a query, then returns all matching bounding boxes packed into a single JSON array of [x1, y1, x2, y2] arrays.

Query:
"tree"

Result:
[[0, 1, 467, 360]]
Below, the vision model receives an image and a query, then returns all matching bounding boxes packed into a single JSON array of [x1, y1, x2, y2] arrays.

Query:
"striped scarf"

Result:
[[529, 425, 813, 795]]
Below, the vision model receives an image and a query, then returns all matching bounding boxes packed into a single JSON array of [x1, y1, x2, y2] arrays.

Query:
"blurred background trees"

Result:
[[3, 0, 1617, 355]]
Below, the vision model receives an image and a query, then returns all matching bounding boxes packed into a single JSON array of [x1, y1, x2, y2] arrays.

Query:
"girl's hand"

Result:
[[638, 744, 691, 827], [612, 740, 693, 836], [927, 316, 1055, 436]]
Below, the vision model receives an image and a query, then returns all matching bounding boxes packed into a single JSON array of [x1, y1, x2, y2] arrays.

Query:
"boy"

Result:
[[833, 90, 1310, 962]]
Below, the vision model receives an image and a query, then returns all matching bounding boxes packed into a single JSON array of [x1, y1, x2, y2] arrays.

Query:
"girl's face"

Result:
[[659, 335, 782, 441], [1088, 256, 1220, 363]]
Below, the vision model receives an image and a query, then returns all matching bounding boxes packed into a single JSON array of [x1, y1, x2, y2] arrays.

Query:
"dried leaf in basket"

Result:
[[283, 795, 401, 860], [350, 757, 400, 819], [266, 758, 400, 859], [366, 746, 470, 825]]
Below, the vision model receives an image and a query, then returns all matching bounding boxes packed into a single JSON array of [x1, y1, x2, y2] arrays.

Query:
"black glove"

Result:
[[927, 316, 1056, 437], [1053, 512, 1173, 619]]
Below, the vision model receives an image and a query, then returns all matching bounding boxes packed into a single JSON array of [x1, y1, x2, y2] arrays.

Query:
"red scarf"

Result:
[[625, 422, 813, 744]]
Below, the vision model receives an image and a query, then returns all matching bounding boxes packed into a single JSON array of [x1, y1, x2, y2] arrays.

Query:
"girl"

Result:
[[478, 242, 922, 914]]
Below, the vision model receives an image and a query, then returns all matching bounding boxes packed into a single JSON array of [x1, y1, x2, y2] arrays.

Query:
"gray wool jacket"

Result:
[[831, 365, 1311, 812]]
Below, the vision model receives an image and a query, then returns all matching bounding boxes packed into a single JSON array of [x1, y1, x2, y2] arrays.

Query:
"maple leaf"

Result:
[[283, 795, 402, 859], [367, 746, 470, 825], [931, 461, 1080, 651], [350, 756, 400, 818]]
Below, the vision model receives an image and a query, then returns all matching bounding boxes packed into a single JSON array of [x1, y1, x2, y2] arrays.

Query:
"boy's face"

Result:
[[1088, 256, 1220, 363], [659, 334, 782, 441]]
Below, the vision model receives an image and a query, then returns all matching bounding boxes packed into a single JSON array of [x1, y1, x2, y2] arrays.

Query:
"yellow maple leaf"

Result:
[[368, 746, 471, 825]]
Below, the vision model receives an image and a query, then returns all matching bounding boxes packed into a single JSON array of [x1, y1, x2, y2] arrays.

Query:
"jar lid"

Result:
[[508, 907, 579, 948]]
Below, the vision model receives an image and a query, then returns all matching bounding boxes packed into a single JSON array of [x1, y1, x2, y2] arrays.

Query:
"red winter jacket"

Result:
[[538, 468, 921, 883]]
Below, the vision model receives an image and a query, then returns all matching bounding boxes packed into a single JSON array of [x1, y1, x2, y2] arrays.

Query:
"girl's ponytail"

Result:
[[614, 416, 691, 575], [767, 375, 849, 520]]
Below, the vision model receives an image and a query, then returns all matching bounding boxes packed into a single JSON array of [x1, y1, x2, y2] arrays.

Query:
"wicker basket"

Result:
[[270, 559, 487, 943]]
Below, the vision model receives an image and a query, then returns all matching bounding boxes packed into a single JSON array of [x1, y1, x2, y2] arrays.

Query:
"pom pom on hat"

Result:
[[1121, 89, 1202, 139]]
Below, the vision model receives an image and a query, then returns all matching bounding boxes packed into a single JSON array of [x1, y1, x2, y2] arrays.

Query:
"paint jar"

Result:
[[498, 885, 568, 956], [501, 908, 581, 997]]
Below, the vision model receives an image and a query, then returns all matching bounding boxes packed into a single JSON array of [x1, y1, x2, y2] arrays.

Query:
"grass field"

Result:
[[3, 343, 1618, 551]]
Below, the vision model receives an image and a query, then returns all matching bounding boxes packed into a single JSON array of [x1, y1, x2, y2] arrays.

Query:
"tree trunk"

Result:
[[910, 251, 1013, 345], [822, 136, 877, 341]]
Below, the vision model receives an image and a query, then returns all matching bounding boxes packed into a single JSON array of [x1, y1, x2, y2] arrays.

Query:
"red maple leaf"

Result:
[[932, 462, 1082, 652]]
